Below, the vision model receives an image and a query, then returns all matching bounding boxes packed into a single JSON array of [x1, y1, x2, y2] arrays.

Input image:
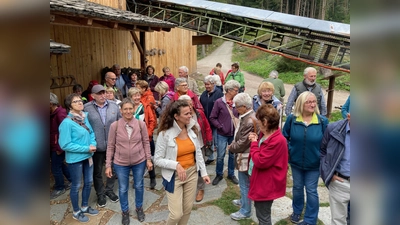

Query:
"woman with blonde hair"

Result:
[[154, 81, 174, 117], [282, 91, 329, 225], [253, 81, 282, 113]]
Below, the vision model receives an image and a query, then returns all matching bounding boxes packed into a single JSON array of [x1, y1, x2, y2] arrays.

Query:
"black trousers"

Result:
[[148, 139, 156, 179], [93, 151, 116, 197], [254, 200, 274, 225]]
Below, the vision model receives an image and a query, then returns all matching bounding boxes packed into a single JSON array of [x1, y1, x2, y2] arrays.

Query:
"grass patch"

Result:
[[329, 110, 343, 122], [211, 181, 256, 225], [197, 37, 225, 60], [276, 217, 326, 225], [232, 43, 350, 91], [320, 202, 330, 207]]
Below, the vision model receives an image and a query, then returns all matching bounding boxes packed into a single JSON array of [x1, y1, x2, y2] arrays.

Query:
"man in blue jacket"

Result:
[[320, 113, 350, 225]]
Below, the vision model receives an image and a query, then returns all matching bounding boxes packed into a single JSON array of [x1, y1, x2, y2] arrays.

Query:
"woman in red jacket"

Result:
[[248, 104, 288, 225]]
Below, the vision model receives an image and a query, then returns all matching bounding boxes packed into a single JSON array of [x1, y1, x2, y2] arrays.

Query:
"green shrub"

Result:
[[276, 57, 309, 72]]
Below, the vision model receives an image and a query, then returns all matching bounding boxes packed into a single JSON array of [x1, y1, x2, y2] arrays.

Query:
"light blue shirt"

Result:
[[336, 122, 350, 176], [94, 100, 108, 125]]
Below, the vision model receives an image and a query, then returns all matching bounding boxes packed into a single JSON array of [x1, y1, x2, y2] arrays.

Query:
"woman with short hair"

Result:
[[282, 91, 329, 225], [172, 77, 203, 111], [253, 81, 282, 113], [154, 81, 174, 117], [159, 66, 175, 92]]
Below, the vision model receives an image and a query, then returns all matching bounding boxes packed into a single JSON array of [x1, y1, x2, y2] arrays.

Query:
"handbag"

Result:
[[225, 103, 239, 129], [236, 116, 257, 172]]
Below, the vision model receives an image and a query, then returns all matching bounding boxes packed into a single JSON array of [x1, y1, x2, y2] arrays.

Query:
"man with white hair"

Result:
[[263, 70, 285, 102], [285, 67, 327, 116], [178, 65, 200, 95]]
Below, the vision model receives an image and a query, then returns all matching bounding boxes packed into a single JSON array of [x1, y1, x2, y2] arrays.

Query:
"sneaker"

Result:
[[136, 207, 145, 222], [81, 206, 99, 216], [65, 182, 71, 190], [230, 211, 250, 220], [73, 211, 89, 223], [212, 175, 223, 185], [290, 213, 301, 224], [150, 178, 156, 190], [105, 192, 119, 203], [297, 222, 312, 225], [227, 175, 239, 184], [97, 195, 106, 207], [205, 159, 214, 165], [232, 199, 241, 207], [122, 210, 130, 225], [50, 189, 66, 200]]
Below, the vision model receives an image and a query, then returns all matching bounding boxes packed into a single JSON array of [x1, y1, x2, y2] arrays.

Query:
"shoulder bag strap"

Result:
[[224, 103, 237, 129]]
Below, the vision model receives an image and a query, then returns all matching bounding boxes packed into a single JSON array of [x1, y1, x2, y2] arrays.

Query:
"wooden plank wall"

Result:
[[50, 0, 197, 106]]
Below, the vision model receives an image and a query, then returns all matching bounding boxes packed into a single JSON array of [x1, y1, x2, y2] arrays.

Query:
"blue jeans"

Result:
[[114, 161, 146, 212], [51, 151, 71, 190], [238, 171, 252, 216], [216, 134, 235, 177], [291, 166, 320, 225], [68, 158, 93, 212], [208, 128, 218, 161]]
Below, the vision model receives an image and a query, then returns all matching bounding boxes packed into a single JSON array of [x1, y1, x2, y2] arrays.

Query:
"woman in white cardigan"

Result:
[[154, 100, 210, 225]]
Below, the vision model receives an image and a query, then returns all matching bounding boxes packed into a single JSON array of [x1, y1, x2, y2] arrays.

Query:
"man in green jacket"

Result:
[[263, 70, 285, 103], [225, 62, 245, 92]]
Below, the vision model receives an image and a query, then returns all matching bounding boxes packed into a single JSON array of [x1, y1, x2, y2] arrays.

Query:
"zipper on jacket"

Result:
[[302, 126, 307, 170]]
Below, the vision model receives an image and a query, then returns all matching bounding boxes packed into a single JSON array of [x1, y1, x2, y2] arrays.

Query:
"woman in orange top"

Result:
[[128, 86, 158, 189], [154, 100, 210, 225]]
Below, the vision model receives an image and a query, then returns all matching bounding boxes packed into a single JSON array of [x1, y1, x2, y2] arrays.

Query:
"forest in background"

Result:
[[210, 0, 350, 23]]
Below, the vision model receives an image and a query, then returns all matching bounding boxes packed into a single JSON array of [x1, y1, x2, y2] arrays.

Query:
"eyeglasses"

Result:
[[179, 84, 188, 87], [71, 99, 83, 104], [230, 88, 239, 93], [305, 100, 317, 105], [108, 78, 117, 81]]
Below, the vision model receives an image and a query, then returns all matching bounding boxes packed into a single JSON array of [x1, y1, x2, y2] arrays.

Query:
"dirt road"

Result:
[[196, 41, 349, 110]]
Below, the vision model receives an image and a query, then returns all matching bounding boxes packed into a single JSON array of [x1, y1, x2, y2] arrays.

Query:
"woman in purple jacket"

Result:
[[105, 98, 153, 224]]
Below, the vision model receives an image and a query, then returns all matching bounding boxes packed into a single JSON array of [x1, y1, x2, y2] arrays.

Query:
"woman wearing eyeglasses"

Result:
[[58, 93, 99, 223], [282, 91, 329, 225]]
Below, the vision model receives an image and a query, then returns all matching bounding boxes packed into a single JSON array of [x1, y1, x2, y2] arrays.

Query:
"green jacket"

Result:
[[263, 77, 285, 99], [225, 70, 245, 87]]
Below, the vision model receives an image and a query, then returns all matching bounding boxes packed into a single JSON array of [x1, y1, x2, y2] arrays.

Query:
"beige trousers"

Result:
[[329, 179, 350, 225], [166, 165, 197, 225]]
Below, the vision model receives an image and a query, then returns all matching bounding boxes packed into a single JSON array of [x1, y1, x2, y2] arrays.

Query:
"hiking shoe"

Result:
[[227, 175, 239, 184], [232, 199, 241, 207], [212, 175, 223, 185], [73, 211, 89, 223], [50, 189, 66, 200], [150, 178, 156, 190], [297, 222, 312, 225], [81, 206, 99, 216], [105, 191, 119, 203], [205, 159, 214, 165], [122, 210, 130, 225], [230, 211, 250, 220], [97, 195, 106, 207], [136, 207, 145, 222], [290, 213, 301, 224]]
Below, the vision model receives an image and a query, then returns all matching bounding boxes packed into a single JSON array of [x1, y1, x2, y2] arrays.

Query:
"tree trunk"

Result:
[[321, 0, 327, 20], [280, 0, 283, 12], [202, 45, 206, 58], [295, 0, 301, 15], [286, 0, 289, 13]]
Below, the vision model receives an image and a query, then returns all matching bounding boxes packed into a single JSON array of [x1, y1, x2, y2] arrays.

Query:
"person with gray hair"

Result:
[[112, 64, 129, 97], [228, 92, 259, 221], [50, 92, 72, 199], [285, 67, 327, 116], [209, 80, 241, 185], [263, 70, 285, 102], [178, 65, 200, 95], [172, 77, 203, 111], [200, 75, 224, 165]]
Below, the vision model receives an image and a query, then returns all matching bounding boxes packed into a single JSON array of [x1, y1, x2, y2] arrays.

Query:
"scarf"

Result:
[[69, 112, 90, 133]]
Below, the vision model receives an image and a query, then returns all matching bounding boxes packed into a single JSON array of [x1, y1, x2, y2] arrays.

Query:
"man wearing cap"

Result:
[[104, 71, 124, 101], [84, 84, 121, 207]]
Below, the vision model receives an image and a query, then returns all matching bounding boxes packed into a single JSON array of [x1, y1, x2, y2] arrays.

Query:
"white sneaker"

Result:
[[230, 211, 250, 220], [232, 199, 241, 207]]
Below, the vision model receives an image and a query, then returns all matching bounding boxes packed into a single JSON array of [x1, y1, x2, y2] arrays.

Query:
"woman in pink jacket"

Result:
[[105, 98, 153, 224], [248, 104, 288, 225]]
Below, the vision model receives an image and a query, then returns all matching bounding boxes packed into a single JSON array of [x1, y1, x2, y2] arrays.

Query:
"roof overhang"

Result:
[[50, 0, 176, 32]]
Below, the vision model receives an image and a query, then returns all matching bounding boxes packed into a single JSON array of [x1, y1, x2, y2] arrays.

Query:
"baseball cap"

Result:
[[91, 84, 105, 94]]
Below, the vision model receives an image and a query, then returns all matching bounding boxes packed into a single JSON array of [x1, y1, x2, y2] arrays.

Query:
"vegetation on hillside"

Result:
[[197, 37, 225, 60]]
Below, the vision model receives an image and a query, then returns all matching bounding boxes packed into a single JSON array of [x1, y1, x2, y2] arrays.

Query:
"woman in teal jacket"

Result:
[[282, 91, 328, 225], [59, 93, 98, 223]]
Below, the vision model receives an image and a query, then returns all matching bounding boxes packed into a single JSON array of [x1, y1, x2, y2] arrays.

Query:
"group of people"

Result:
[[50, 63, 350, 225]]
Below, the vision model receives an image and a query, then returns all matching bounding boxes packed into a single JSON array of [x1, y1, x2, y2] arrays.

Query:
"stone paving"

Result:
[[50, 156, 331, 225]]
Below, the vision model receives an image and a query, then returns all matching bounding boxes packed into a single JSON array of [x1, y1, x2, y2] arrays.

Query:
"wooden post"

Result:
[[140, 31, 146, 77], [326, 76, 335, 118]]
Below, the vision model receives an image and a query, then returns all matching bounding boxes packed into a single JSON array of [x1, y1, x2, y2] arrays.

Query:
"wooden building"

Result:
[[50, 0, 197, 105]]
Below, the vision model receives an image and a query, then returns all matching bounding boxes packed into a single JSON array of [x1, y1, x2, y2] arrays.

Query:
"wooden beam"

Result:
[[140, 32, 147, 76], [130, 31, 144, 55], [192, 35, 213, 45]]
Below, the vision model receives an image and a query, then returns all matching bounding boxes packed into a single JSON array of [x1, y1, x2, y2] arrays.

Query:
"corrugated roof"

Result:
[[156, 0, 350, 36], [50, 0, 176, 28], [50, 39, 71, 54]]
